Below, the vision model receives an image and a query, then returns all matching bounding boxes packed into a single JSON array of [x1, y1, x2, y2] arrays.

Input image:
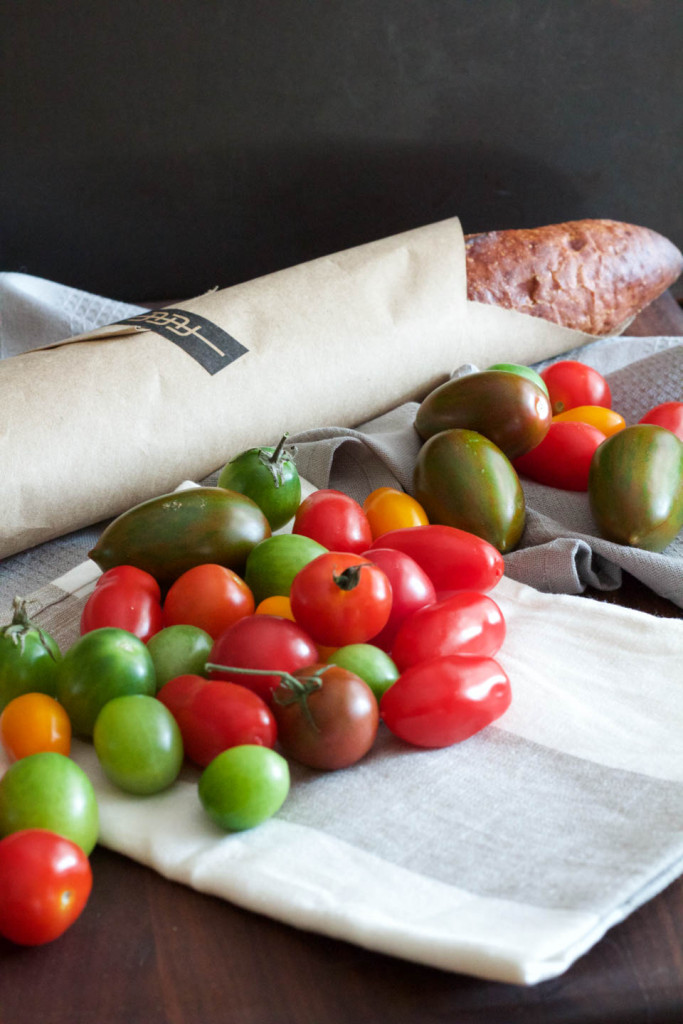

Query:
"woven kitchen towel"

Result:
[[3, 557, 682, 986]]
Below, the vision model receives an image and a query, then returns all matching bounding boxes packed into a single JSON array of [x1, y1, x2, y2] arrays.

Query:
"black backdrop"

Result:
[[2, 1, 682, 302]]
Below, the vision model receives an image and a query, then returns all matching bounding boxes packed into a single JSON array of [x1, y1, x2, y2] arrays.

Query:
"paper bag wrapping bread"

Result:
[[0, 217, 596, 559]]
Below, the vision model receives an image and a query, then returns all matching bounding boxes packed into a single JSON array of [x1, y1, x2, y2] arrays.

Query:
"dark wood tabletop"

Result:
[[1, 295, 682, 1024]]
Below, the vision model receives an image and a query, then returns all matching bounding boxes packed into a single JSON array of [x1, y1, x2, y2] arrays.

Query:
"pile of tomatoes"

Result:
[[0, 441, 513, 948]]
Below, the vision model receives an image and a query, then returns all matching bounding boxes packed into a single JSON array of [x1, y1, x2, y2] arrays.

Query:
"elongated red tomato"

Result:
[[360, 547, 436, 652], [390, 592, 506, 671], [80, 565, 163, 642], [639, 401, 683, 441], [513, 420, 606, 491], [368, 525, 504, 597], [380, 654, 511, 748], [157, 674, 277, 767], [0, 829, 93, 945], [290, 552, 392, 647]]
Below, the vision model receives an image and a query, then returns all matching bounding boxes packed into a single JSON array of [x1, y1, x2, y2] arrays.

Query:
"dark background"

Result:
[[2, 1, 681, 303]]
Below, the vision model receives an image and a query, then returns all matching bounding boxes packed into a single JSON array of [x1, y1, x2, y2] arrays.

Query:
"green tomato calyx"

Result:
[[257, 433, 298, 488], [205, 661, 328, 732], [332, 565, 367, 592], [1, 597, 57, 659]]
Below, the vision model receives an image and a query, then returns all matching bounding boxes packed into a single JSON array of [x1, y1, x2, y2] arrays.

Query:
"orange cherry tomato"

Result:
[[552, 405, 626, 437], [0, 693, 72, 761], [255, 595, 296, 620], [362, 487, 429, 539], [162, 563, 255, 640]]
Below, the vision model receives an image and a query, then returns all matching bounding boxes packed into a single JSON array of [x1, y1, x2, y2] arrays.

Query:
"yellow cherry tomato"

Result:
[[254, 595, 296, 620], [362, 486, 429, 539], [0, 692, 72, 761], [552, 405, 626, 437]]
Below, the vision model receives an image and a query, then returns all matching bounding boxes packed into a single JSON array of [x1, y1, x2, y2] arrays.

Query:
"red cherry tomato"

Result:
[[540, 360, 612, 415], [513, 420, 606, 491], [292, 489, 373, 554], [368, 525, 504, 597], [157, 674, 277, 767], [80, 565, 162, 642], [380, 654, 511, 748], [162, 563, 255, 640], [271, 663, 379, 770], [390, 591, 506, 671], [0, 829, 93, 945], [289, 552, 392, 647], [359, 547, 436, 652], [639, 401, 683, 441], [207, 615, 318, 703]]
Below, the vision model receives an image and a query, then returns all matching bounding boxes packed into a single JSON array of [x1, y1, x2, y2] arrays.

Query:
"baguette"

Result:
[[465, 219, 683, 336]]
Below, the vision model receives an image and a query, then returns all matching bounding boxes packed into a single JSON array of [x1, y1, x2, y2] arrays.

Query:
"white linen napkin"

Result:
[[3, 559, 681, 986]]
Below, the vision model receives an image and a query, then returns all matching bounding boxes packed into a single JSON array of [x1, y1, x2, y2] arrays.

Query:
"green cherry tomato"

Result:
[[198, 745, 290, 831], [56, 627, 156, 737], [244, 533, 328, 605], [0, 599, 61, 713], [217, 435, 302, 531], [146, 624, 213, 691], [329, 644, 399, 703], [93, 694, 184, 795], [487, 362, 550, 398], [0, 751, 99, 855]]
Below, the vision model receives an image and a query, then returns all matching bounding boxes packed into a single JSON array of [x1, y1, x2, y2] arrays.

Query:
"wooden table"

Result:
[[1, 296, 682, 1024]]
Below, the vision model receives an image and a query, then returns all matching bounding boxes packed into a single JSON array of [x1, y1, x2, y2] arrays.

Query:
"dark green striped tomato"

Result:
[[414, 370, 551, 459], [588, 424, 683, 551], [413, 429, 525, 553]]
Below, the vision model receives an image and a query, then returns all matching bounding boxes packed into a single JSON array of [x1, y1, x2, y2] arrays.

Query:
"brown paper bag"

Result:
[[0, 217, 592, 558]]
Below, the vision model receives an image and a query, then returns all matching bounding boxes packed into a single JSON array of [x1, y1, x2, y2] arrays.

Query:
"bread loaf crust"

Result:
[[465, 220, 683, 335]]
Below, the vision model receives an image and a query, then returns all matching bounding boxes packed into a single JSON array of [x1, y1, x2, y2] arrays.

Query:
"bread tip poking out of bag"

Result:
[[465, 219, 683, 336]]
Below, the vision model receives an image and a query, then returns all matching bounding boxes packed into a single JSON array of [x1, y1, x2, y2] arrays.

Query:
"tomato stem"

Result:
[[1, 597, 57, 659], [332, 565, 366, 591], [205, 662, 329, 733], [258, 433, 298, 487]]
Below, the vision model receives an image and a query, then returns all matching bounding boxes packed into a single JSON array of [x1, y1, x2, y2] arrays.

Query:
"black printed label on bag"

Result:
[[118, 308, 248, 374]]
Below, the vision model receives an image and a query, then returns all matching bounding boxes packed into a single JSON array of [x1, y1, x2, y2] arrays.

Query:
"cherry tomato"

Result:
[[513, 420, 606, 491], [57, 627, 156, 738], [80, 565, 163, 642], [292, 489, 373, 554], [93, 694, 184, 795], [244, 533, 327, 605], [146, 624, 213, 691], [639, 401, 683, 441], [380, 654, 511, 748], [362, 487, 429, 539], [540, 360, 612, 414], [329, 644, 399, 702], [289, 552, 392, 647], [207, 615, 318, 703], [390, 592, 506, 671], [157, 674, 277, 767], [255, 595, 296, 619], [359, 547, 436, 651], [0, 693, 71, 761], [0, 598, 61, 713], [199, 745, 290, 831], [162, 563, 254, 639], [0, 829, 93, 946], [368, 525, 504, 597], [271, 663, 379, 770], [0, 751, 99, 855], [553, 405, 625, 437], [217, 435, 301, 530], [487, 362, 550, 398]]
